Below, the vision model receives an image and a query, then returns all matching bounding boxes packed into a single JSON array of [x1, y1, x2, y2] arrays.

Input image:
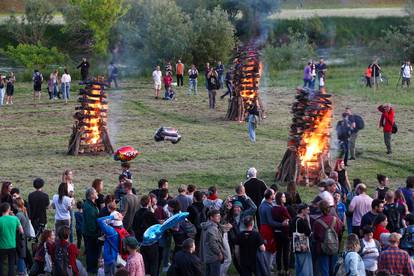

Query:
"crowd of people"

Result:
[[1, 165, 414, 276]]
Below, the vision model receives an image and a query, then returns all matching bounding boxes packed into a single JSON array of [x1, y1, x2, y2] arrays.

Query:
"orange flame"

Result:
[[82, 86, 104, 145]]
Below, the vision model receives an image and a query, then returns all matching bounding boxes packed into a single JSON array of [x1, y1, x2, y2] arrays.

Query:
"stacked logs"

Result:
[[226, 46, 262, 121], [68, 78, 114, 155], [275, 88, 333, 186]]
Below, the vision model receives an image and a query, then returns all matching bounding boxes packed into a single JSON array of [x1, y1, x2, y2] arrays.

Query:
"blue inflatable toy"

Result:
[[142, 212, 189, 246]]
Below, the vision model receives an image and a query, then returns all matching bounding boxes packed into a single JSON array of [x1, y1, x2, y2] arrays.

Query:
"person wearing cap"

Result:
[[378, 232, 414, 275], [97, 211, 125, 276], [170, 238, 202, 276], [175, 185, 192, 212], [243, 167, 267, 227], [290, 203, 313, 276], [349, 183, 373, 236], [377, 103, 395, 154], [124, 236, 145, 276], [316, 179, 336, 213]]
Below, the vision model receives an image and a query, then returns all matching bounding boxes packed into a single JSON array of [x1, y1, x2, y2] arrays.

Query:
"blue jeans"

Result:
[[17, 257, 26, 274], [248, 114, 256, 142], [318, 254, 337, 276], [206, 261, 221, 276], [309, 78, 315, 90], [62, 83, 70, 100], [188, 78, 197, 95], [339, 139, 349, 166], [0, 88, 5, 105], [53, 82, 58, 98], [104, 262, 116, 276], [303, 79, 311, 89], [295, 252, 313, 276]]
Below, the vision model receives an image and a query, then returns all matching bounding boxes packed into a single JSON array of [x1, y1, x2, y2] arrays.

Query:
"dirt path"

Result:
[[270, 7, 407, 19]]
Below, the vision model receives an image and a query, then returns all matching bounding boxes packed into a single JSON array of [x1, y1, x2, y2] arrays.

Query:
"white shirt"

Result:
[[361, 239, 379, 271], [402, 64, 413, 78], [53, 194, 72, 220], [61, 73, 71, 83], [152, 70, 162, 84]]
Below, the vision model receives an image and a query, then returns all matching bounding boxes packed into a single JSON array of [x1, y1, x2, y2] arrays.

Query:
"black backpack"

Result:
[[54, 242, 73, 276], [384, 203, 402, 232], [353, 115, 365, 131], [34, 74, 42, 85]]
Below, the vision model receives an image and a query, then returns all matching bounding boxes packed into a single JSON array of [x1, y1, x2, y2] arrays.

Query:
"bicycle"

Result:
[[358, 74, 388, 87]]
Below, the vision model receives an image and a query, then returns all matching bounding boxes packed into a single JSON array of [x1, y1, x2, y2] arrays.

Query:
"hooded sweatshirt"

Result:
[[199, 220, 226, 264]]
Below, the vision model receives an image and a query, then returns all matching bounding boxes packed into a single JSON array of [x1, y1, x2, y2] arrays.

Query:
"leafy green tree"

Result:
[[4, 44, 67, 70], [7, 0, 55, 44], [189, 7, 236, 66], [67, 0, 129, 55], [120, 0, 191, 68]]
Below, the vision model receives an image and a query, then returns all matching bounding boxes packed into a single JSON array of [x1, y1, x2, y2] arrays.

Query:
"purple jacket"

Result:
[[304, 66, 312, 80]]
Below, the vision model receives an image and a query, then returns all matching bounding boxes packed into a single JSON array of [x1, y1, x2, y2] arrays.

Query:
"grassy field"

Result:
[[280, 0, 405, 9], [1, 65, 413, 208]]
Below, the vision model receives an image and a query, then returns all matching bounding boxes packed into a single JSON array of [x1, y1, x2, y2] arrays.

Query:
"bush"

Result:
[[4, 44, 68, 70]]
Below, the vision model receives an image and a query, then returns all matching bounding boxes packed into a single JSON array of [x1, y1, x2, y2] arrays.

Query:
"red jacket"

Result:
[[378, 105, 395, 133], [163, 75, 173, 86], [312, 214, 343, 254], [373, 224, 389, 241]]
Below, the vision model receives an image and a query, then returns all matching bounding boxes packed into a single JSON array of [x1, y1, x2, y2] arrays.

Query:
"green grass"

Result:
[[280, 0, 405, 9]]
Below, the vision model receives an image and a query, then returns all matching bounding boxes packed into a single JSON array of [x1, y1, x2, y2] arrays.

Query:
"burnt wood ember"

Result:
[[68, 77, 114, 155], [276, 87, 333, 186]]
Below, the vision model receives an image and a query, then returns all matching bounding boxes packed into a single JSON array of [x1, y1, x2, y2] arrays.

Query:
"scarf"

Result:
[[207, 193, 218, 201]]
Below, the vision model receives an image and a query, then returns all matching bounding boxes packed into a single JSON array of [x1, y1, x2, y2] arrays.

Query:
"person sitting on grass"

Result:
[[124, 236, 145, 276], [164, 86, 176, 100]]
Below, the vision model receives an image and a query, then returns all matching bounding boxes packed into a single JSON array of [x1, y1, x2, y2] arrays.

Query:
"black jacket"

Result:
[[132, 207, 158, 242], [244, 178, 267, 210], [172, 250, 202, 276]]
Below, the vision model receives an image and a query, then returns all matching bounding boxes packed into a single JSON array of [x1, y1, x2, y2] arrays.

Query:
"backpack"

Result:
[[336, 120, 351, 141], [317, 217, 339, 255], [54, 242, 73, 276], [114, 227, 130, 260], [384, 203, 401, 232], [353, 115, 365, 131], [400, 225, 414, 250], [34, 74, 42, 85], [172, 220, 197, 247], [333, 252, 349, 276]]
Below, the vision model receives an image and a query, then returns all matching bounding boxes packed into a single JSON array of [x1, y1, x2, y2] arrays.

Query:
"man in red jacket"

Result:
[[378, 103, 395, 154]]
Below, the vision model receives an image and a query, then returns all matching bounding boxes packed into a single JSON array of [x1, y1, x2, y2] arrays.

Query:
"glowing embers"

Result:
[[68, 78, 113, 155]]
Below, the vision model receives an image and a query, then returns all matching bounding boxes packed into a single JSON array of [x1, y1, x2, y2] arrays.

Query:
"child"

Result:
[[120, 162, 132, 180], [374, 174, 389, 201], [115, 175, 127, 204], [124, 236, 145, 276], [334, 191, 347, 226], [74, 201, 84, 249], [5, 74, 15, 105], [164, 86, 176, 100]]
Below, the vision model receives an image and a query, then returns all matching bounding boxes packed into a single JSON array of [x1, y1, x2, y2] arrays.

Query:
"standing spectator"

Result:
[[82, 187, 100, 274], [165, 60, 173, 74], [235, 216, 266, 276], [303, 62, 312, 89], [0, 202, 23, 276], [400, 176, 414, 212], [220, 68, 233, 99], [28, 178, 50, 235], [187, 191, 208, 252], [371, 59, 381, 89], [108, 62, 119, 88], [312, 200, 343, 276], [29, 229, 55, 276], [285, 181, 302, 209], [360, 225, 381, 276], [383, 191, 405, 233], [74, 201, 84, 249], [124, 237, 145, 276], [150, 178, 169, 202], [206, 67, 219, 109], [0, 182, 15, 214], [291, 203, 313, 276], [316, 57, 327, 90], [187, 64, 198, 95], [120, 179, 140, 232], [200, 209, 226, 276], [216, 61, 224, 89], [378, 233, 414, 275], [52, 183, 72, 236], [349, 184, 373, 236], [186, 184, 196, 201], [374, 174, 390, 201], [97, 211, 126, 276], [15, 198, 31, 276], [62, 169, 75, 243], [345, 107, 364, 161], [170, 238, 202, 276], [334, 192, 347, 227], [77, 57, 90, 82], [394, 189, 409, 215], [231, 184, 257, 221], [245, 100, 260, 143], [336, 113, 353, 166], [32, 69, 43, 104], [132, 195, 159, 276], [99, 194, 115, 218], [309, 59, 316, 90], [5, 72, 15, 105], [49, 70, 59, 99], [344, 234, 366, 276], [360, 199, 384, 230], [334, 159, 352, 196], [401, 60, 413, 88], [243, 167, 267, 226], [92, 178, 105, 211], [61, 69, 71, 104], [204, 186, 223, 211], [0, 74, 5, 106], [175, 59, 184, 87], [378, 103, 395, 154], [272, 192, 292, 275], [175, 185, 192, 212], [120, 162, 133, 180], [365, 64, 372, 88], [204, 62, 211, 90], [163, 71, 173, 98], [152, 65, 162, 99], [54, 226, 82, 276], [373, 214, 390, 241]]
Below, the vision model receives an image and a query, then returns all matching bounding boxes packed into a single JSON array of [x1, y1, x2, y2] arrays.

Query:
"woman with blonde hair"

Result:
[[345, 233, 366, 276], [15, 198, 31, 275], [62, 169, 75, 242]]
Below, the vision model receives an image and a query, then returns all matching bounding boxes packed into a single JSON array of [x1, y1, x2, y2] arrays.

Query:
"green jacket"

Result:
[[82, 199, 99, 237]]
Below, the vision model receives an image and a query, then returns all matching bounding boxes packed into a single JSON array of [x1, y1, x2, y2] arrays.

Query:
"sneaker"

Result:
[[162, 266, 170, 272]]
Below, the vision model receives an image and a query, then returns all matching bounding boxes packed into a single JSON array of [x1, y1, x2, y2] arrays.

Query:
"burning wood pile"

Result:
[[68, 77, 114, 155], [226, 46, 263, 121], [275, 88, 333, 186]]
